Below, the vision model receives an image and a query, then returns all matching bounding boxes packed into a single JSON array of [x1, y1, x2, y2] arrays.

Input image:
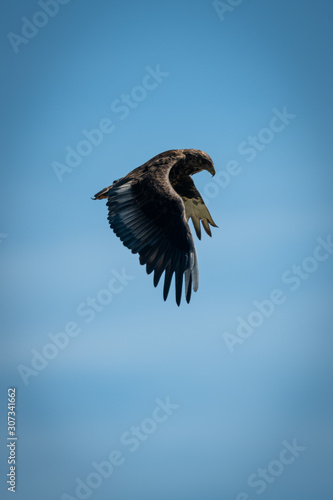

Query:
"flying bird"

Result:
[[93, 149, 217, 305]]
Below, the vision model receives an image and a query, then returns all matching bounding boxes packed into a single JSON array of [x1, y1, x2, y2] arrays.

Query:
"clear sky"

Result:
[[1, 1, 333, 499]]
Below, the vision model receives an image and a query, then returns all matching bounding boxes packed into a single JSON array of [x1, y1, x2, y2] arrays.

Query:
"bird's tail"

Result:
[[91, 185, 114, 200], [92, 177, 124, 200]]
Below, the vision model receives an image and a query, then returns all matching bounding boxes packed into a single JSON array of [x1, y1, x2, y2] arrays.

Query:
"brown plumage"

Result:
[[93, 149, 217, 305]]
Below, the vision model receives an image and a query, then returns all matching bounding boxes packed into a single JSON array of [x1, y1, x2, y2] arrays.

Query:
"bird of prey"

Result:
[[93, 149, 217, 305]]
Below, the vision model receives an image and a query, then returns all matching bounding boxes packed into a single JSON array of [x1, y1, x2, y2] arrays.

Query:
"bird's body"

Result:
[[93, 149, 217, 305]]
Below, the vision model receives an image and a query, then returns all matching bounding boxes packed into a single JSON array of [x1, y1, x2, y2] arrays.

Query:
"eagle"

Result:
[[93, 149, 217, 305]]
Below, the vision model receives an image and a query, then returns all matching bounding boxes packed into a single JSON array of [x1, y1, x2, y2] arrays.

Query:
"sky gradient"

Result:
[[1, 1, 333, 499]]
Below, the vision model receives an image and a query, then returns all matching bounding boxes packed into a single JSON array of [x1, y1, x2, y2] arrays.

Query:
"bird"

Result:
[[92, 149, 217, 305]]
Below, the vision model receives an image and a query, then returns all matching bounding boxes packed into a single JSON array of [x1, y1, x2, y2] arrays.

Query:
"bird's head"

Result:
[[184, 149, 216, 177]]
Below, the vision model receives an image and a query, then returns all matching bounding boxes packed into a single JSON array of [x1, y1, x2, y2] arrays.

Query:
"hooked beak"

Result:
[[207, 163, 215, 176]]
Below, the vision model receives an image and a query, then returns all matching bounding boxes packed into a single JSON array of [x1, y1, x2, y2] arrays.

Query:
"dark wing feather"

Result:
[[106, 179, 198, 305]]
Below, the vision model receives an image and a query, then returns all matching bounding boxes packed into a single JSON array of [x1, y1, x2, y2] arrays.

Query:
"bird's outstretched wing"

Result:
[[171, 175, 217, 240], [105, 175, 198, 306]]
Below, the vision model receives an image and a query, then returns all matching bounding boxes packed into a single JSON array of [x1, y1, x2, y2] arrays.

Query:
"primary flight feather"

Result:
[[93, 149, 217, 305]]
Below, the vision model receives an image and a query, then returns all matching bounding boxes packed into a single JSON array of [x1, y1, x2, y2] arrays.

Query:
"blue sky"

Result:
[[1, 1, 333, 499]]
